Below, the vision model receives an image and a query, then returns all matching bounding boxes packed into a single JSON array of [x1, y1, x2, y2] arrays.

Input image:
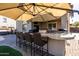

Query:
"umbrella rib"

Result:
[[36, 6, 45, 21], [35, 4, 79, 14], [0, 6, 19, 11], [39, 7, 57, 19], [19, 5, 33, 15], [0, 3, 30, 11], [16, 4, 33, 20], [19, 4, 35, 16], [15, 11, 26, 20], [25, 5, 34, 15], [33, 6, 35, 15], [24, 4, 48, 15], [36, 6, 48, 15], [36, 3, 58, 15]]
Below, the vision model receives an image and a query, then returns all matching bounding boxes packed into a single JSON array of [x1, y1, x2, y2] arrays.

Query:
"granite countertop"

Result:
[[41, 33, 75, 40]]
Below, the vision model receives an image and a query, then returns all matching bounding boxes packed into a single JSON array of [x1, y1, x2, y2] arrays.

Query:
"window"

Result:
[[48, 24, 52, 29], [48, 22, 57, 30]]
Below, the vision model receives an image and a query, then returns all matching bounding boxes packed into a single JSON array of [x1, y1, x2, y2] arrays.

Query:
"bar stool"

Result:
[[23, 33, 33, 55], [33, 33, 48, 56], [16, 32, 24, 48]]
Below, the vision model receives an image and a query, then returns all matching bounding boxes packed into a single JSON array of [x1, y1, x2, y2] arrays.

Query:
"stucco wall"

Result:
[[38, 22, 48, 30], [61, 14, 68, 30], [46, 39, 65, 56], [65, 39, 79, 56], [16, 21, 32, 32], [23, 22, 32, 32]]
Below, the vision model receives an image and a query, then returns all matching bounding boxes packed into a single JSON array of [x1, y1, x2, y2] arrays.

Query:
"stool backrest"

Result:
[[33, 33, 46, 46], [24, 33, 33, 42]]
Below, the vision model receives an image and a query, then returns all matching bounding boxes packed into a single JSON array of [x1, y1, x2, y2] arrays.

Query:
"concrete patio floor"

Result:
[[0, 34, 33, 56]]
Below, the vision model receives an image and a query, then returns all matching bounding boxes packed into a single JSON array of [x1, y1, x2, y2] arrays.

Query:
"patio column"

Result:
[[67, 13, 70, 33], [16, 20, 23, 32], [61, 13, 70, 33]]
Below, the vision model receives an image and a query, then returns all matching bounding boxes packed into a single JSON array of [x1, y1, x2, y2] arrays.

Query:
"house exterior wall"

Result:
[[38, 22, 48, 30], [23, 22, 32, 32], [16, 20, 32, 32], [34, 19, 61, 31], [0, 16, 16, 29]]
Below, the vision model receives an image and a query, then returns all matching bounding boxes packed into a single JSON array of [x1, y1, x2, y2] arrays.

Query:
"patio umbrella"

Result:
[[0, 3, 72, 22]]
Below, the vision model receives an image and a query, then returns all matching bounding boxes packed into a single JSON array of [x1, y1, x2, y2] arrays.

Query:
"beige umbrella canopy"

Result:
[[0, 3, 72, 22]]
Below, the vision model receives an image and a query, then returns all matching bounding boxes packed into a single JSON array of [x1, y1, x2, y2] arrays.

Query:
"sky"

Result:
[[70, 3, 79, 24]]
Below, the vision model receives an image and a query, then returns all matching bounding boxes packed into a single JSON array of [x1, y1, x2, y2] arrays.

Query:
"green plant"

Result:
[[72, 22, 79, 28], [0, 46, 22, 56]]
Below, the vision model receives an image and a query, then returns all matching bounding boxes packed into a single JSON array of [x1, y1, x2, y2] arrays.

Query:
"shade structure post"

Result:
[[67, 13, 70, 33]]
